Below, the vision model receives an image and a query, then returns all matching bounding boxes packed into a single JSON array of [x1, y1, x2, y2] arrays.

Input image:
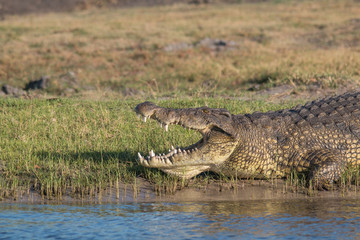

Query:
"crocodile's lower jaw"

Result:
[[137, 129, 235, 178], [136, 124, 232, 178], [137, 138, 205, 169], [162, 165, 211, 179]]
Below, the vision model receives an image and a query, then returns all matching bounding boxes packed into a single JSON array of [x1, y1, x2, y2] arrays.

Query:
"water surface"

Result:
[[1, 198, 360, 239]]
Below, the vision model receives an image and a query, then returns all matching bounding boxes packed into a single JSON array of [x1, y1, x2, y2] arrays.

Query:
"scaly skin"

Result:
[[135, 92, 360, 188]]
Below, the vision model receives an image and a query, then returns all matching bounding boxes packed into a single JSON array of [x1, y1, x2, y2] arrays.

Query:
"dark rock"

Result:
[[196, 38, 237, 51], [25, 76, 49, 90], [2, 84, 26, 96], [247, 84, 260, 91], [164, 38, 237, 52]]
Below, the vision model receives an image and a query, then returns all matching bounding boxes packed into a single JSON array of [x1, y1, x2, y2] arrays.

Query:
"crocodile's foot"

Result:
[[308, 178, 336, 191]]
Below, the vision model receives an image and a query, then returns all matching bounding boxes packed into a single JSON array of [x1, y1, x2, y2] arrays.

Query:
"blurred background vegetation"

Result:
[[0, 0, 359, 99], [0, 0, 262, 15]]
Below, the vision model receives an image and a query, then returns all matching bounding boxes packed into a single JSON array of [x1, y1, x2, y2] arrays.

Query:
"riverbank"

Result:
[[3, 178, 360, 204], [1, 96, 360, 203], [1, 0, 360, 203]]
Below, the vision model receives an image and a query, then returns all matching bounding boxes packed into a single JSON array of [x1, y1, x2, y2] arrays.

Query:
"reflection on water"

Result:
[[1, 199, 360, 239]]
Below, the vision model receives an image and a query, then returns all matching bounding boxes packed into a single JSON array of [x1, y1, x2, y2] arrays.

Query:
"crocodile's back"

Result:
[[228, 91, 360, 180], [245, 91, 360, 132]]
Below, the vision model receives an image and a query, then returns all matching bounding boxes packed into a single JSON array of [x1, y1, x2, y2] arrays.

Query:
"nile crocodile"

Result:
[[135, 92, 360, 187]]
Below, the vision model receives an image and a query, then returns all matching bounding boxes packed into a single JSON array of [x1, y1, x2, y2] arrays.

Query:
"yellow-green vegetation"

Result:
[[1, 0, 360, 98]]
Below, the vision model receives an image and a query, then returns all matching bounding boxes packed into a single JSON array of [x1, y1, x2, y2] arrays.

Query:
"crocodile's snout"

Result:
[[134, 101, 160, 119]]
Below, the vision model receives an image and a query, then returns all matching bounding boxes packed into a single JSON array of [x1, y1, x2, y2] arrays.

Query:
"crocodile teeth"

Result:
[[138, 145, 199, 167], [150, 150, 155, 157], [164, 124, 169, 132], [137, 152, 150, 166], [149, 156, 158, 164], [142, 116, 147, 122]]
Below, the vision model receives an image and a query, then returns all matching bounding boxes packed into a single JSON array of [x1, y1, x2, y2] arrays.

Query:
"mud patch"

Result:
[[3, 178, 359, 204]]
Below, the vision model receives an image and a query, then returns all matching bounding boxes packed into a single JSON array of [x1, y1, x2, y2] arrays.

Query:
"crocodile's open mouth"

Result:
[[136, 113, 231, 168], [134, 101, 238, 178]]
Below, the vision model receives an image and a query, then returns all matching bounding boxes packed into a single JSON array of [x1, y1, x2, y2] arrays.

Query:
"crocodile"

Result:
[[135, 91, 360, 188]]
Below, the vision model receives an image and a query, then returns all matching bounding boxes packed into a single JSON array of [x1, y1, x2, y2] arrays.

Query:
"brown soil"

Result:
[[4, 178, 360, 204]]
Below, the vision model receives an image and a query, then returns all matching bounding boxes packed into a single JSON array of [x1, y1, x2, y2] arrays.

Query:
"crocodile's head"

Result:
[[135, 102, 239, 179]]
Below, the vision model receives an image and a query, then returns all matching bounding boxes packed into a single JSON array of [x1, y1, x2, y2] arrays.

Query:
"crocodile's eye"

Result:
[[220, 112, 231, 118], [202, 109, 209, 113]]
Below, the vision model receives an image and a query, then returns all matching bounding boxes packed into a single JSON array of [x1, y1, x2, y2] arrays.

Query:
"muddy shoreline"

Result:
[[2, 178, 360, 204]]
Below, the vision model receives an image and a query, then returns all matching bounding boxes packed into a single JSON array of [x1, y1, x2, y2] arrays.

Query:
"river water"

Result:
[[1, 198, 360, 239]]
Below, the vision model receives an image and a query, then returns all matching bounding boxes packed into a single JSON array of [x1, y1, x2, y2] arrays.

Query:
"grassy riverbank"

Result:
[[0, 97, 306, 200], [2, 97, 360, 201], [1, 0, 360, 201]]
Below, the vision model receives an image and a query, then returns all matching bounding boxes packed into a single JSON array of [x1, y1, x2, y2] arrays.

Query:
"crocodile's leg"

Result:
[[306, 150, 346, 190]]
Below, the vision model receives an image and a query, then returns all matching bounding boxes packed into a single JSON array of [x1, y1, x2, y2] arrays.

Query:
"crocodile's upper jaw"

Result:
[[135, 102, 239, 179]]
